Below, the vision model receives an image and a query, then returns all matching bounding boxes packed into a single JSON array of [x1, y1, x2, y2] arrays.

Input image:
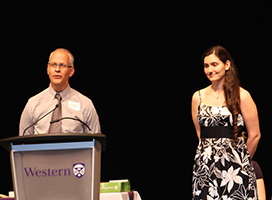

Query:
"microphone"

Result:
[[22, 104, 59, 136], [50, 116, 91, 132]]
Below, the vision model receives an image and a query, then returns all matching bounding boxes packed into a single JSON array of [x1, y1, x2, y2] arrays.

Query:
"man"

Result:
[[19, 48, 101, 135]]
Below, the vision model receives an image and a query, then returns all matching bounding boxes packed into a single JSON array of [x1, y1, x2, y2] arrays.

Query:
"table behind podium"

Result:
[[0, 133, 106, 200]]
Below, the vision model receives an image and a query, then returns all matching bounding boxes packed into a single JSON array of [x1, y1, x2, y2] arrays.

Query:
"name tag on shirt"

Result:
[[68, 101, 81, 111]]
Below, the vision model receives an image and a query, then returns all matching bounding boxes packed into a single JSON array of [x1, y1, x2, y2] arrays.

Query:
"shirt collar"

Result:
[[49, 84, 71, 101]]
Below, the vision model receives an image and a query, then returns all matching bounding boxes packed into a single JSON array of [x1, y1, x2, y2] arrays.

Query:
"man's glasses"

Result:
[[48, 63, 72, 69]]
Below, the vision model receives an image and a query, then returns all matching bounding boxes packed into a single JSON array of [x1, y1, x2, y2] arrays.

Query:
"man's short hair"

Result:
[[49, 48, 74, 66]]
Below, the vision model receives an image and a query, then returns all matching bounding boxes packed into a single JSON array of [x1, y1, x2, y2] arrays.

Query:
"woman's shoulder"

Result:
[[240, 87, 253, 102], [192, 86, 210, 104], [192, 86, 209, 98]]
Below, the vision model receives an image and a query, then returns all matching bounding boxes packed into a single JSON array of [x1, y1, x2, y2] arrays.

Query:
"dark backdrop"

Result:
[[1, 2, 271, 199]]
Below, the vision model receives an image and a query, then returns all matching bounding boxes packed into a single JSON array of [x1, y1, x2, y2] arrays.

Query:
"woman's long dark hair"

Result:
[[202, 45, 241, 144]]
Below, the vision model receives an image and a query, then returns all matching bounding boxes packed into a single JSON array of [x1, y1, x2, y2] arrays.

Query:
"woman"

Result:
[[191, 45, 261, 199]]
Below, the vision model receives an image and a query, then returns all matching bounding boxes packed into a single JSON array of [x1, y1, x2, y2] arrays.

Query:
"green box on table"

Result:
[[100, 180, 131, 193]]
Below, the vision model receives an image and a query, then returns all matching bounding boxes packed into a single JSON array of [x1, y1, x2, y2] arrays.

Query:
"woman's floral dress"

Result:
[[192, 97, 258, 200]]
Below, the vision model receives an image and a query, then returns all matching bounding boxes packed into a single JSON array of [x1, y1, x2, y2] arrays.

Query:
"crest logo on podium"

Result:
[[73, 163, 85, 178]]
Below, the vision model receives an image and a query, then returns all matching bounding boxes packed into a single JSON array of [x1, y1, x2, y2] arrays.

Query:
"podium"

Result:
[[0, 133, 106, 200]]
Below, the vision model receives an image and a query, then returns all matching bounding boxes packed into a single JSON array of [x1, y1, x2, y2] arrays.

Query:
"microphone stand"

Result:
[[50, 116, 92, 132], [22, 104, 59, 136]]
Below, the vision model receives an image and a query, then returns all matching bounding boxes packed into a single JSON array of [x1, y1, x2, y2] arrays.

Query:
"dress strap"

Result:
[[198, 90, 202, 103]]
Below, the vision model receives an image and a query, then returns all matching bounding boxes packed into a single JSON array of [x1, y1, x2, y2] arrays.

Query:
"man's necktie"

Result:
[[49, 93, 62, 133]]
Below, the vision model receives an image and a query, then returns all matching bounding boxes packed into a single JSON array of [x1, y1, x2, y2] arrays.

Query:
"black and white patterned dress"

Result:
[[192, 92, 258, 200]]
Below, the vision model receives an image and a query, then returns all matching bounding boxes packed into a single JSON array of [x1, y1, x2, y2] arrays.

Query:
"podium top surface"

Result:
[[0, 133, 106, 151]]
